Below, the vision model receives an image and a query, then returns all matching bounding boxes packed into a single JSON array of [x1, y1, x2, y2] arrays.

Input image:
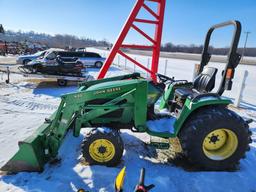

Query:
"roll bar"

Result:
[[199, 20, 242, 95]]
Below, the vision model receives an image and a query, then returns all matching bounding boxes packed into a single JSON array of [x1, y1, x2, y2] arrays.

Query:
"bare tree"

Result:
[[0, 24, 4, 33]]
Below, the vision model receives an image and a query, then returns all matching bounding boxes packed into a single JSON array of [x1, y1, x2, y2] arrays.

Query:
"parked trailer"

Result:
[[22, 73, 94, 86]]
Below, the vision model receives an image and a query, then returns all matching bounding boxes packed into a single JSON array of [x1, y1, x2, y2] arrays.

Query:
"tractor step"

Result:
[[149, 136, 183, 151], [149, 141, 170, 149]]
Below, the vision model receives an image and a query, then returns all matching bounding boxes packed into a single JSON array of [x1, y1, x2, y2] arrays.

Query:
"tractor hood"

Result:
[[86, 79, 141, 92], [85, 79, 162, 106]]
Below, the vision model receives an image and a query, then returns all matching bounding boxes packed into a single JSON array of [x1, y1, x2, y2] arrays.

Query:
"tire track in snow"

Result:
[[0, 95, 58, 113], [9, 99, 57, 111]]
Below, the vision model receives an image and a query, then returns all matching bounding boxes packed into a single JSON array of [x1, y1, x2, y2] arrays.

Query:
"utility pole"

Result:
[[241, 31, 251, 61]]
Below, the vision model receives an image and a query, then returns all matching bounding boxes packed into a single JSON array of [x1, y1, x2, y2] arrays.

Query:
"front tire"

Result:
[[179, 106, 251, 171], [23, 59, 31, 65], [82, 128, 124, 166], [30, 67, 37, 74], [95, 62, 103, 68]]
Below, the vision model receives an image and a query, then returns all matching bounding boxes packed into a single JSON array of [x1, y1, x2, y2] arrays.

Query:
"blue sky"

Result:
[[0, 0, 255, 47]]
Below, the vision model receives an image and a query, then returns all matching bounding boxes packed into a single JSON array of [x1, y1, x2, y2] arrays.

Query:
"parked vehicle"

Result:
[[16, 48, 64, 65], [31, 50, 106, 68], [77, 52, 105, 68], [76, 47, 86, 52], [21, 72, 93, 87], [20, 55, 85, 77], [16, 50, 47, 65]]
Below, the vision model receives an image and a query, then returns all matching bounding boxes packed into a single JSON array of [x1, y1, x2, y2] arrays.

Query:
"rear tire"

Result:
[[179, 106, 251, 171], [57, 79, 68, 87], [82, 128, 124, 166]]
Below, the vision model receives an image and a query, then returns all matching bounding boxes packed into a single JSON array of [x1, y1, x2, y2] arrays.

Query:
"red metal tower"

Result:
[[97, 0, 166, 83]]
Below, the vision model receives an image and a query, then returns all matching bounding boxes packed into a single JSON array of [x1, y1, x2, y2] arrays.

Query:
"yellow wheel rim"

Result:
[[202, 129, 238, 160], [89, 139, 116, 163]]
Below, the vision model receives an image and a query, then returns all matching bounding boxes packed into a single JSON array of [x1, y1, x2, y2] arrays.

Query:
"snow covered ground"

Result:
[[0, 55, 16, 65], [0, 64, 256, 192]]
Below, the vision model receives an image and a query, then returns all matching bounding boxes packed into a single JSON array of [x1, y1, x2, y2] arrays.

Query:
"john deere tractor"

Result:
[[1, 20, 252, 173]]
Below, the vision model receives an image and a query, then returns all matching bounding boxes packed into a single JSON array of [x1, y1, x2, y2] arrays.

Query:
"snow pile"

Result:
[[147, 118, 175, 134]]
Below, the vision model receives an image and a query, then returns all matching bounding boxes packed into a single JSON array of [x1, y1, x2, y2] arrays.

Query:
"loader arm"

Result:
[[79, 73, 141, 90], [1, 78, 148, 173], [0, 93, 89, 173]]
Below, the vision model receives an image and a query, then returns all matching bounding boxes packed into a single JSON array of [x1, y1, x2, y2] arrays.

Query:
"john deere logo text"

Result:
[[94, 87, 121, 95]]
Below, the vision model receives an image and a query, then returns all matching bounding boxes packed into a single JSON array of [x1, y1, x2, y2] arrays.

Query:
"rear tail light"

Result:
[[75, 64, 83, 68], [226, 68, 234, 79]]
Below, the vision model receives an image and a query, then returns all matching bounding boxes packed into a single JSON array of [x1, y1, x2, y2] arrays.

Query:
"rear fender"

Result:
[[173, 96, 232, 136]]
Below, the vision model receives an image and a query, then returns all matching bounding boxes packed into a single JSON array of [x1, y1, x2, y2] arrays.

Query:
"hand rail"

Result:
[[199, 20, 242, 95]]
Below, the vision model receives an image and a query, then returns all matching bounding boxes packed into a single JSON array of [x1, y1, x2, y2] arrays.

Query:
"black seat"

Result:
[[193, 67, 218, 93], [174, 67, 218, 100]]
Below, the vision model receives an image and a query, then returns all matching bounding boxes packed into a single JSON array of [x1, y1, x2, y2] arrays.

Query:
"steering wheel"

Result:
[[157, 73, 175, 84]]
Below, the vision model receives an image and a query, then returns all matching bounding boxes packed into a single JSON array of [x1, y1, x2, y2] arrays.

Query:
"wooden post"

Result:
[[134, 57, 136, 72], [147, 58, 150, 78], [5, 66, 10, 84], [164, 59, 168, 75], [124, 58, 127, 70], [192, 64, 200, 81], [234, 70, 248, 107]]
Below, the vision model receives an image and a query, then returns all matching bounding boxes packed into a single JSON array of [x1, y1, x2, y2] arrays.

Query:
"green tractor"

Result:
[[1, 20, 252, 173]]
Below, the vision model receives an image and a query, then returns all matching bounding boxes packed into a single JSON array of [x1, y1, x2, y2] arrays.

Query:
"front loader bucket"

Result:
[[1, 95, 78, 174], [1, 117, 55, 174], [1, 127, 50, 174], [1, 141, 44, 173]]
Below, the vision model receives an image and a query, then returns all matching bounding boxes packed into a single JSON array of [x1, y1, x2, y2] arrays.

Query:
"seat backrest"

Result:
[[193, 67, 218, 93]]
